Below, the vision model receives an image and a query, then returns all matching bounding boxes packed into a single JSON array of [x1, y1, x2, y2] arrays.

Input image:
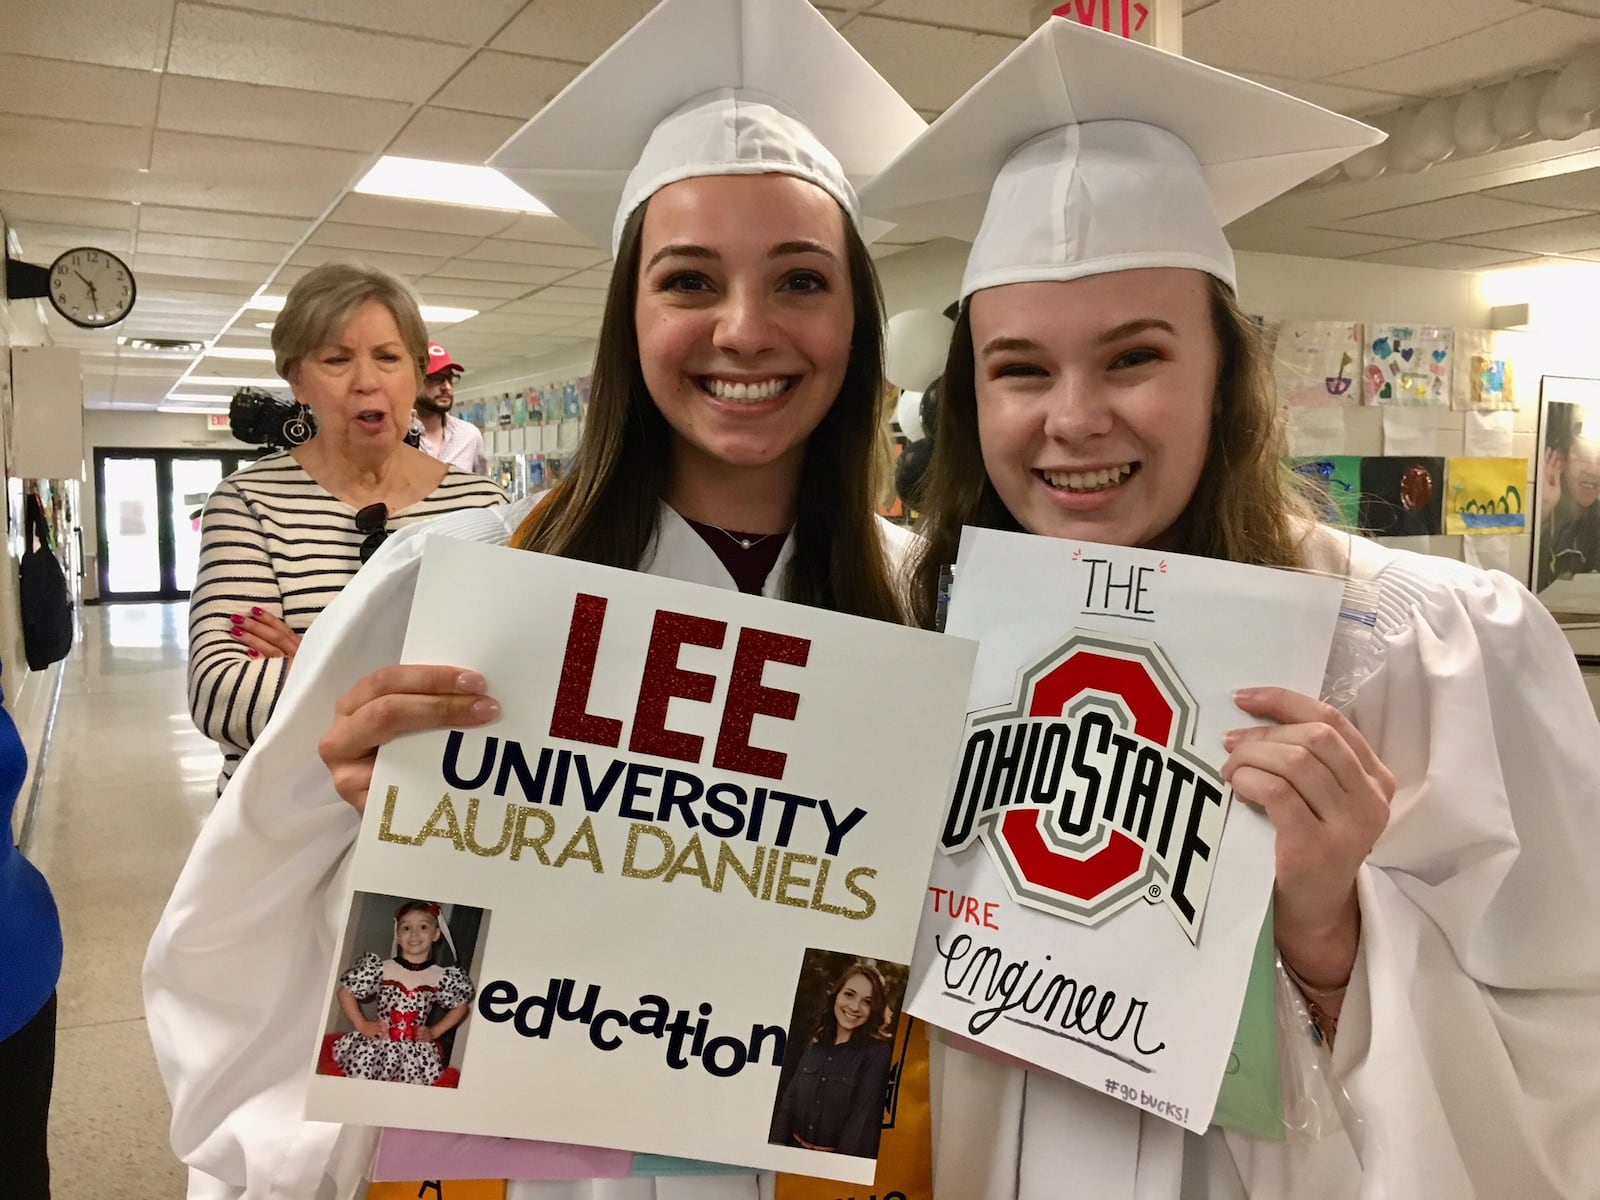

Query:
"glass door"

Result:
[[95, 450, 258, 601]]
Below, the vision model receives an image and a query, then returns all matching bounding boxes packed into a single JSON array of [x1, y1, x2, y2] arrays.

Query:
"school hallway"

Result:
[[24, 602, 212, 1197]]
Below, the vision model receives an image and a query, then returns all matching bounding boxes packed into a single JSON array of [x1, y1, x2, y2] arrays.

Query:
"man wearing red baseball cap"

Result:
[[414, 342, 488, 474]]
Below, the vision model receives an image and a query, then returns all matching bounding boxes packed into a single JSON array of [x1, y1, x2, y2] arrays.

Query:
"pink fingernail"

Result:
[[1222, 730, 1242, 750], [251, 606, 263, 617], [231, 629, 243, 638], [248, 648, 260, 658], [457, 671, 486, 692], [471, 698, 500, 721]]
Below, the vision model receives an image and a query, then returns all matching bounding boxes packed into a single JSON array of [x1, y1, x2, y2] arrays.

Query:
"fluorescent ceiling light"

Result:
[[354, 155, 550, 215], [245, 293, 476, 325], [165, 393, 234, 403], [159, 404, 231, 414], [203, 346, 276, 361], [255, 321, 276, 330]]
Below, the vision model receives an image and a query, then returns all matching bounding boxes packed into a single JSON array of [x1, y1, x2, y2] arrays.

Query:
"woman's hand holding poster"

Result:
[[907, 528, 1342, 1133], [304, 536, 977, 1184]]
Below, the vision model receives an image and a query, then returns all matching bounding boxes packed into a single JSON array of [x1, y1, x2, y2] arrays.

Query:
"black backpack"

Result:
[[20, 493, 73, 671]]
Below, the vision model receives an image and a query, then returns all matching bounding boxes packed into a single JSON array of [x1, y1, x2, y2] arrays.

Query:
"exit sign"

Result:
[[1054, 0, 1151, 40], [206, 413, 231, 431]]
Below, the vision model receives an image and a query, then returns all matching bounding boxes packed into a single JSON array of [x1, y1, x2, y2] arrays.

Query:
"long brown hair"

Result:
[[510, 196, 904, 624], [811, 962, 892, 1046], [908, 275, 1316, 629]]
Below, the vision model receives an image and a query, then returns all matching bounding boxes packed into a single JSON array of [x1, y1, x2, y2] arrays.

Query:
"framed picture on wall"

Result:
[[1531, 376, 1600, 616]]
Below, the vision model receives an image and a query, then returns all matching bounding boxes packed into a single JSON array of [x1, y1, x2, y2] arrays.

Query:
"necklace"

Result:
[[706, 524, 778, 551]]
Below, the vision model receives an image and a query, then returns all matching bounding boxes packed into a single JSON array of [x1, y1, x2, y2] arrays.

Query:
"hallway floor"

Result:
[[28, 602, 217, 1198]]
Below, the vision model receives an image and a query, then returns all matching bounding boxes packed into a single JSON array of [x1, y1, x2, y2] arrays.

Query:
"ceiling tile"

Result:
[[838, 16, 1017, 111], [420, 276, 539, 299], [326, 193, 518, 236], [1352, 242, 1537, 269], [1325, 9, 1599, 95], [558, 268, 610, 290], [1185, 0, 1528, 83], [866, 0, 1039, 36], [157, 75, 409, 153], [137, 206, 310, 242], [134, 232, 292, 264], [1481, 165, 1600, 212], [166, 2, 467, 104], [1226, 226, 1420, 257], [431, 50, 583, 120], [0, 114, 150, 171], [235, 0, 527, 45], [423, 259, 572, 285], [459, 238, 608, 269], [0, 192, 137, 230], [496, 212, 596, 247], [134, 270, 266, 297], [148, 130, 365, 217], [10, 222, 136, 255], [288, 245, 449, 275], [307, 222, 480, 257], [1565, 247, 1600, 261], [0, 55, 160, 127], [1333, 194, 1587, 239], [0, 0, 170, 70], [134, 253, 274, 283], [526, 285, 606, 308], [1519, 0, 1600, 12], [491, 0, 657, 62], [495, 296, 594, 317], [386, 107, 526, 164], [1451, 212, 1600, 253], [1236, 71, 1410, 115]]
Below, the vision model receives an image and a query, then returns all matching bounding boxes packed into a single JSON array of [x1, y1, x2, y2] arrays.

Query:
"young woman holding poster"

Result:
[[143, 1, 925, 1197], [862, 17, 1600, 1200]]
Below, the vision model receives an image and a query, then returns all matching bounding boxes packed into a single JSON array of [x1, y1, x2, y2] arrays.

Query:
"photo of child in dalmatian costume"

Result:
[[332, 900, 474, 1085]]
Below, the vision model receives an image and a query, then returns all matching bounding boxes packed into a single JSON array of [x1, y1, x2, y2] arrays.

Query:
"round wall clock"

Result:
[[47, 246, 137, 329]]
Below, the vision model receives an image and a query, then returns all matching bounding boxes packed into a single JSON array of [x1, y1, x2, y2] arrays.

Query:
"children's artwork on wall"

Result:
[[1358, 456, 1446, 537], [1288, 455, 1361, 528], [512, 391, 530, 428], [1364, 326, 1452, 407], [1271, 320, 1362, 407], [1444, 457, 1529, 535], [1451, 330, 1517, 412]]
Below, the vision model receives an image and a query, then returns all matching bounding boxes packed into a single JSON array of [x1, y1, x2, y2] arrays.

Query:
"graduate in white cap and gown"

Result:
[[142, 1, 924, 1196], [863, 17, 1600, 1200]]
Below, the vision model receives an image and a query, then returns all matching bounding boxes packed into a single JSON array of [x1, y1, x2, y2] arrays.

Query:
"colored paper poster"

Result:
[[1364, 325, 1451, 407], [512, 391, 530, 428], [577, 375, 593, 416], [1452, 329, 1517, 412], [304, 539, 978, 1184], [496, 395, 515, 429], [1445, 457, 1529, 535], [1270, 320, 1361, 407], [562, 381, 583, 420], [1533, 381, 1600, 611], [904, 529, 1342, 1133], [368, 1182, 505, 1200], [1357, 456, 1446, 537], [1288, 456, 1361, 528]]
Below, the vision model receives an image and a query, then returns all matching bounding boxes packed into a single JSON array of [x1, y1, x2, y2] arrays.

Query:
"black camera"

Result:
[[229, 388, 316, 448]]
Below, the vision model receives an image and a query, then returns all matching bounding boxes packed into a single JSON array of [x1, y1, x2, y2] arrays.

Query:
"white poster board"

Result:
[[907, 529, 1342, 1132], [305, 538, 978, 1183]]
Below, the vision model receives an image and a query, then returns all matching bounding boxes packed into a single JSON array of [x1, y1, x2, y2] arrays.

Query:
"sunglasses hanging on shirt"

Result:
[[355, 503, 390, 564]]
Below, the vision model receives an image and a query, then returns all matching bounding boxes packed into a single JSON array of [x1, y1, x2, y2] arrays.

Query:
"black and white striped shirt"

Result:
[[187, 451, 508, 793]]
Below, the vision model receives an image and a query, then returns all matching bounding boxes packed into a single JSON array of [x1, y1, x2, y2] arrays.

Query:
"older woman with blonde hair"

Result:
[[187, 261, 506, 794]]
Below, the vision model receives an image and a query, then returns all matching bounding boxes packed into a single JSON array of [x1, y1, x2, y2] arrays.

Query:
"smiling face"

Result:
[[395, 908, 441, 963], [832, 970, 877, 1040], [633, 173, 855, 504], [970, 268, 1219, 549], [289, 299, 420, 450], [1566, 438, 1600, 510]]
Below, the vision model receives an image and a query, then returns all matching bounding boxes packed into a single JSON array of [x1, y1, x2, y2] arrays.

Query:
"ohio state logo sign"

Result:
[[940, 632, 1229, 944]]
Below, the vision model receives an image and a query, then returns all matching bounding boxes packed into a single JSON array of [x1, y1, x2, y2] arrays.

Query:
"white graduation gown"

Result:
[[145, 498, 915, 1200], [929, 527, 1600, 1200]]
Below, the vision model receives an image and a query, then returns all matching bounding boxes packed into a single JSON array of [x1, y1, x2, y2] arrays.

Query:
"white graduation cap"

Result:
[[860, 18, 1384, 299], [488, 0, 926, 253]]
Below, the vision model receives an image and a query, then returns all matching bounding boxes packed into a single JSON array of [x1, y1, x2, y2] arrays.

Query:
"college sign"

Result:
[[940, 633, 1228, 944]]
